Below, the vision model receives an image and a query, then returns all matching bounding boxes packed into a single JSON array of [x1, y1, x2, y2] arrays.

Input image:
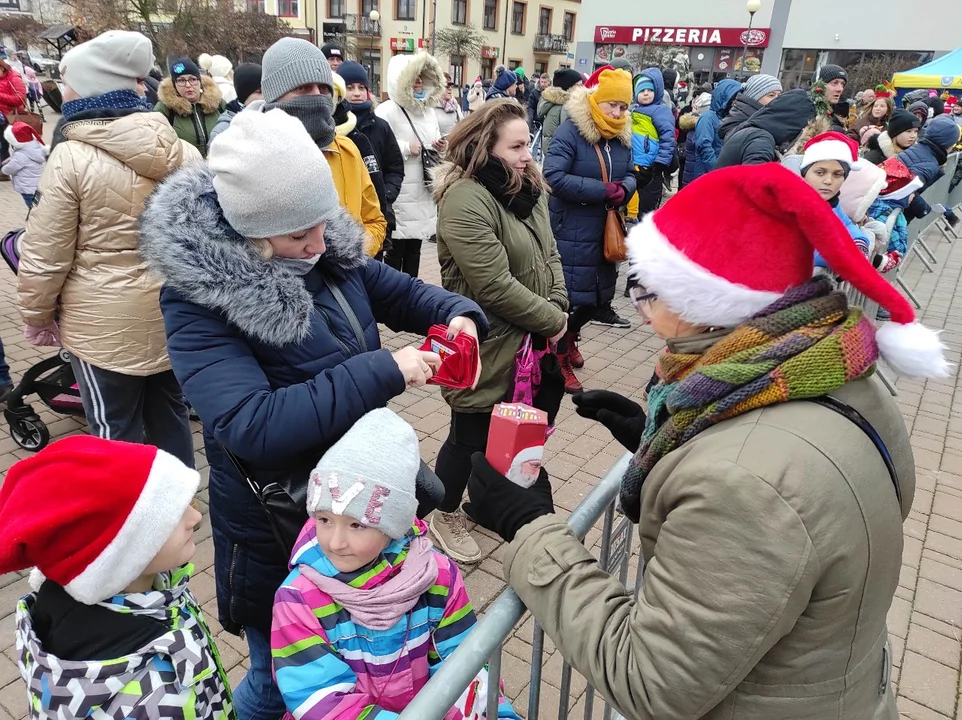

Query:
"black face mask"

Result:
[[266, 94, 336, 149]]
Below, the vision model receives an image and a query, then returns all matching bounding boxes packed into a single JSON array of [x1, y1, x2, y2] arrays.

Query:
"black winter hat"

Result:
[[553, 68, 583, 91], [337, 60, 370, 89], [818, 64, 847, 84], [321, 43, 344, 61], [233, 62, 262, 105], [169, 58, 201, 82], [887, 108, 921, 138], [661, 67, 678, 90]]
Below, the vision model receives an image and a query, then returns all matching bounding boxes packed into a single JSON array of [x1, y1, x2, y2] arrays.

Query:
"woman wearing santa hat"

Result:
[[464, 161, 947, 719]]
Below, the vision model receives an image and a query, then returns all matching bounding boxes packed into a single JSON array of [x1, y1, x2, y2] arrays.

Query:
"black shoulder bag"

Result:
[[223, 273, 443, 556], [398, 106, 441, 191]]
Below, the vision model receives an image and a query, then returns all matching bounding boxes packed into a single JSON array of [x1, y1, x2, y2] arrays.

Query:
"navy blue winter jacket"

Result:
[[899, 116, 961, 219], [138, 165, 486, 636], [692, 79, 740, 180], [543, 87, 636, 308]]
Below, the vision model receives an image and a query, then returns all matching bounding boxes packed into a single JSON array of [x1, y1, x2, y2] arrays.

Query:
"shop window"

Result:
[[396, 0, 415, 19], [483, 0, 497, 29], [449, 57, 464, 86], [452, 0, 466, 24], [481, 58, 495, 79], [511, 1, 525, 35]]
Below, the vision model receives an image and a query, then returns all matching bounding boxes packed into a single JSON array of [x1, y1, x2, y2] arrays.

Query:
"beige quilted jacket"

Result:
[[18, 112, 200, 375]]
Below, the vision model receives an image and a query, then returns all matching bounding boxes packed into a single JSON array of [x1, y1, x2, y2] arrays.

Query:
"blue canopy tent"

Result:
[[892, 47, 962, 103]]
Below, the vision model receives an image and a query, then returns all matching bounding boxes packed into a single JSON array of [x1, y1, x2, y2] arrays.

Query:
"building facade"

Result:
[[575, 0, 952, 92], [256, 0, 578, 96]]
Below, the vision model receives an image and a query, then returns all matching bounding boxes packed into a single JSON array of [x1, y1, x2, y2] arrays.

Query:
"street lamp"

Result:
[[368, 9, 380, 96], [739, 0, 762, 79]]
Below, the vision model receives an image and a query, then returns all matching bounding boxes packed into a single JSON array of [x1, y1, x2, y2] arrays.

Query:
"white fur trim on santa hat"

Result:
[[626, 213, 782, 327], [3, 125, 23, 149], [63, 449, 199, 604], [876, 322, 952, 379], [884, 175, 924, 202]]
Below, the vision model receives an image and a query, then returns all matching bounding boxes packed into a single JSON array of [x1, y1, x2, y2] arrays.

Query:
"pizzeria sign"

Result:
[[594, 25, 770, 48]]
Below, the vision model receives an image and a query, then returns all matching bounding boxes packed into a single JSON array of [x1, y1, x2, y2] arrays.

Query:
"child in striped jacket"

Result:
[[271, 408, 520, 720]]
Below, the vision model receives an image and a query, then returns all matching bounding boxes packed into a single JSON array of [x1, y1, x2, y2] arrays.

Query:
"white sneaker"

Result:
[[430, 510, 483, 563]]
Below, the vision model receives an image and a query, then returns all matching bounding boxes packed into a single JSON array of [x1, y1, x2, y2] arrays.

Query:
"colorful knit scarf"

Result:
[[620, 277, 879, 522]]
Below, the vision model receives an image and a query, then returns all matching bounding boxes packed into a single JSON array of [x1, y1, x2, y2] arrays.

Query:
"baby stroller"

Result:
[[0, 229, 85, 450]]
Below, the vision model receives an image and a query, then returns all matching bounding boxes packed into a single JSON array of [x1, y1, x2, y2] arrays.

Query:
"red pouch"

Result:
[[418, 324, 479, 389]]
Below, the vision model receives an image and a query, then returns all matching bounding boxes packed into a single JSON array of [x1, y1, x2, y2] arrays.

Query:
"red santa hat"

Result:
[[584, 65, 613, 89], [626, 163, 949, 379], [3, 121, 44, 148], [879, 157, 924, 201], [800, 131, 859, 173], [0, 436, 199, 604]]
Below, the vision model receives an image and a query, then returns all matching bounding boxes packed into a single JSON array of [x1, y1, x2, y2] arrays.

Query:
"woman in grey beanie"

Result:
[[138, 108, 488, 720]]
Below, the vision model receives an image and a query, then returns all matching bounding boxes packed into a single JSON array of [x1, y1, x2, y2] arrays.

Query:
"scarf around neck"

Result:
[[350, 99, 374, 122], [266, 94, 336, 149], [299, 533, 438, 630], [588, 94, 628, 140], [619, 277, 879, 522], [474, 156, 542, 219], [62, 89, 150, 120]]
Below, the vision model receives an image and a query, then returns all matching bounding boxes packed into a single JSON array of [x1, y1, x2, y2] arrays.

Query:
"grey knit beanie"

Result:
[[743, 74, 782, 102], [307, 409, 420, 539], [208, 108, 339, 238], [59, 30, 153, 99], [261, 37, 334, 103]]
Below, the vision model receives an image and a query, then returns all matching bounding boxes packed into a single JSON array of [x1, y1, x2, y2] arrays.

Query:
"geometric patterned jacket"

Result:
[[15, 564, 236, 720]]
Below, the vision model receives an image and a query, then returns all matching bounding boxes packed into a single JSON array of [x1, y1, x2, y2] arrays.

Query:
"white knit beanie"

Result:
[[209, 108, 340, 238], [307, 409, 420, 539], [59, 30, 153, 99]]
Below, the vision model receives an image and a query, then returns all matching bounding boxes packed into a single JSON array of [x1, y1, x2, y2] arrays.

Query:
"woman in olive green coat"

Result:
[[431, 99, 568, 564], [154, 58, 225, 158]]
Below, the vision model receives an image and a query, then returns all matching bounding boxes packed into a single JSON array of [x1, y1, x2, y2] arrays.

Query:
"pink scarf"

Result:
[[298, 534, 439, 630]]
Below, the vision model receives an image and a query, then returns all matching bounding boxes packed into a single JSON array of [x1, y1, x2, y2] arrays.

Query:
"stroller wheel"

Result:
[[11, 417, 50, 451]]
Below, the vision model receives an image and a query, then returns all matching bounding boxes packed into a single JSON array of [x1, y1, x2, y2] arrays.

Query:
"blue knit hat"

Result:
[[336, 60, 370, 89], [494, 70, 518, 92], [634, 76, 655, 96]]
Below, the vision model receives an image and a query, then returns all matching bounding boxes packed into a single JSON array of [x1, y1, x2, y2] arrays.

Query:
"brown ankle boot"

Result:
[[559, 352, 584, 394], [566, 331, 585, 369]]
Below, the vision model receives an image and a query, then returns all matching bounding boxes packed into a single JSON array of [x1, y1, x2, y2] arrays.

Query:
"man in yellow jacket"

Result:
[[258, 37, 386, 256]]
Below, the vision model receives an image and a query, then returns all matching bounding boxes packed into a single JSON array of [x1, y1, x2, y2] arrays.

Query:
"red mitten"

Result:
[[880, 251, 901, 274], [604, 182, 626, 205]]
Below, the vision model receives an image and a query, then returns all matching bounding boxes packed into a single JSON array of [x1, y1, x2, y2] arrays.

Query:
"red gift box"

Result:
[[485, 403, 548, 488], [419, 325, 479, 389]]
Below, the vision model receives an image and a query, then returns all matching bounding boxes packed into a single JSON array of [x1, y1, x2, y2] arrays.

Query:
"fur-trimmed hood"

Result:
[[540, 85, 570, 107], [431, 161, 467, 204], [157, 75, 224, 117], [871, 131, 899, 160], [386, 52, 444, 112], [564, 85, 632, 148], [138, 163, 368, 347]]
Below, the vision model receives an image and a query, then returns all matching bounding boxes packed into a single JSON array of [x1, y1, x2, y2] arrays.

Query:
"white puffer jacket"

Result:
[[375, 52, 444, 240]]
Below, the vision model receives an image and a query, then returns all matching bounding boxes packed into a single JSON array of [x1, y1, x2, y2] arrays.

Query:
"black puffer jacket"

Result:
[[715, 89, 815, 169], [351, 101, 405, 230], [718, 92, 763, 141]]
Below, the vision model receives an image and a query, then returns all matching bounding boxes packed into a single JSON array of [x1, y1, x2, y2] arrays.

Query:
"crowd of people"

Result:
[[0, 25, 958, 720]]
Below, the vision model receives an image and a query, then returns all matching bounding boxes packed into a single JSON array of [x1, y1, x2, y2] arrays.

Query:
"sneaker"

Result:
[[430, 510, 482, 563], [877, 307, 891, 321], [590, 306, 631, 329], [559, 353, 584, 394]]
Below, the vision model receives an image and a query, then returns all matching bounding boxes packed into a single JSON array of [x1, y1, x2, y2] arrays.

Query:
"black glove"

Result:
[[635, 166, 654, 187], [463, 452, 554, 542], [571, 390, 646, 452], [532, 350, 565, 426]]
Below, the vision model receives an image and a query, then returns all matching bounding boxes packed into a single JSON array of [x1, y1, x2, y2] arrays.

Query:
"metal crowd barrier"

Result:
[[397, 453, 635, 720]]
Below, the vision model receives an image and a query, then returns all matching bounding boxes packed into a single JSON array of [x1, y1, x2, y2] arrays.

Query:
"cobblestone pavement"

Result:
[[0, 116, 960, 719]]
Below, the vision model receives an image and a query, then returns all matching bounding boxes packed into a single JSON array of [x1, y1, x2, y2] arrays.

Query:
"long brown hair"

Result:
[[0, 59, 10, 76], [444, 99, 546, 195]]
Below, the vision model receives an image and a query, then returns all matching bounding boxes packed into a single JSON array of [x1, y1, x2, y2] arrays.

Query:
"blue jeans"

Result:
[[20, 193, 34, 208], [0, 335, 10, 387], [233, 626, 286, 720]]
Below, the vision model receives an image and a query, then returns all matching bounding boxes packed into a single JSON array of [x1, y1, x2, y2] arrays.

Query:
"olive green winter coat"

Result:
[[504, 350, 911, 720], [154, 76, 225, 158], [434, 162, 568, 412]]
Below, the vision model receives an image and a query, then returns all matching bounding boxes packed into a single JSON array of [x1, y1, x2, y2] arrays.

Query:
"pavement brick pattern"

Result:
[[0, 119, 960, 719]]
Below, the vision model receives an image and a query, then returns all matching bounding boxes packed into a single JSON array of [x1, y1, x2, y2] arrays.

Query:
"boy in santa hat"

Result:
[[0, 436, 235, 720], [794, 131, 873, 267], [1, 121, 47, 208]]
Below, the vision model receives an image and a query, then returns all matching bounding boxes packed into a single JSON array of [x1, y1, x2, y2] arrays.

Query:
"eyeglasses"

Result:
[[628, 284, 657, 320], [175, 76, 200, 87]]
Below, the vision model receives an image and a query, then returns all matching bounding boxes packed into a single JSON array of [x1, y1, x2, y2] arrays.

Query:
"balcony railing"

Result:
[[534, 33, 568, 54], [342, 13, 381, 36]]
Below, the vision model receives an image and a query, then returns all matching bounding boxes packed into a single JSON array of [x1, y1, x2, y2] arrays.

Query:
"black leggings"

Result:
[[384, 237, 422, 278], [556, 305, 597, 354], [434, 409, 493, 513]]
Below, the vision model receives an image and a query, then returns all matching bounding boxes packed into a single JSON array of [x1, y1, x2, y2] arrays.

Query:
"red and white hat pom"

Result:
[[626, 163, 950, 379], [0, 436, 199, 604]]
